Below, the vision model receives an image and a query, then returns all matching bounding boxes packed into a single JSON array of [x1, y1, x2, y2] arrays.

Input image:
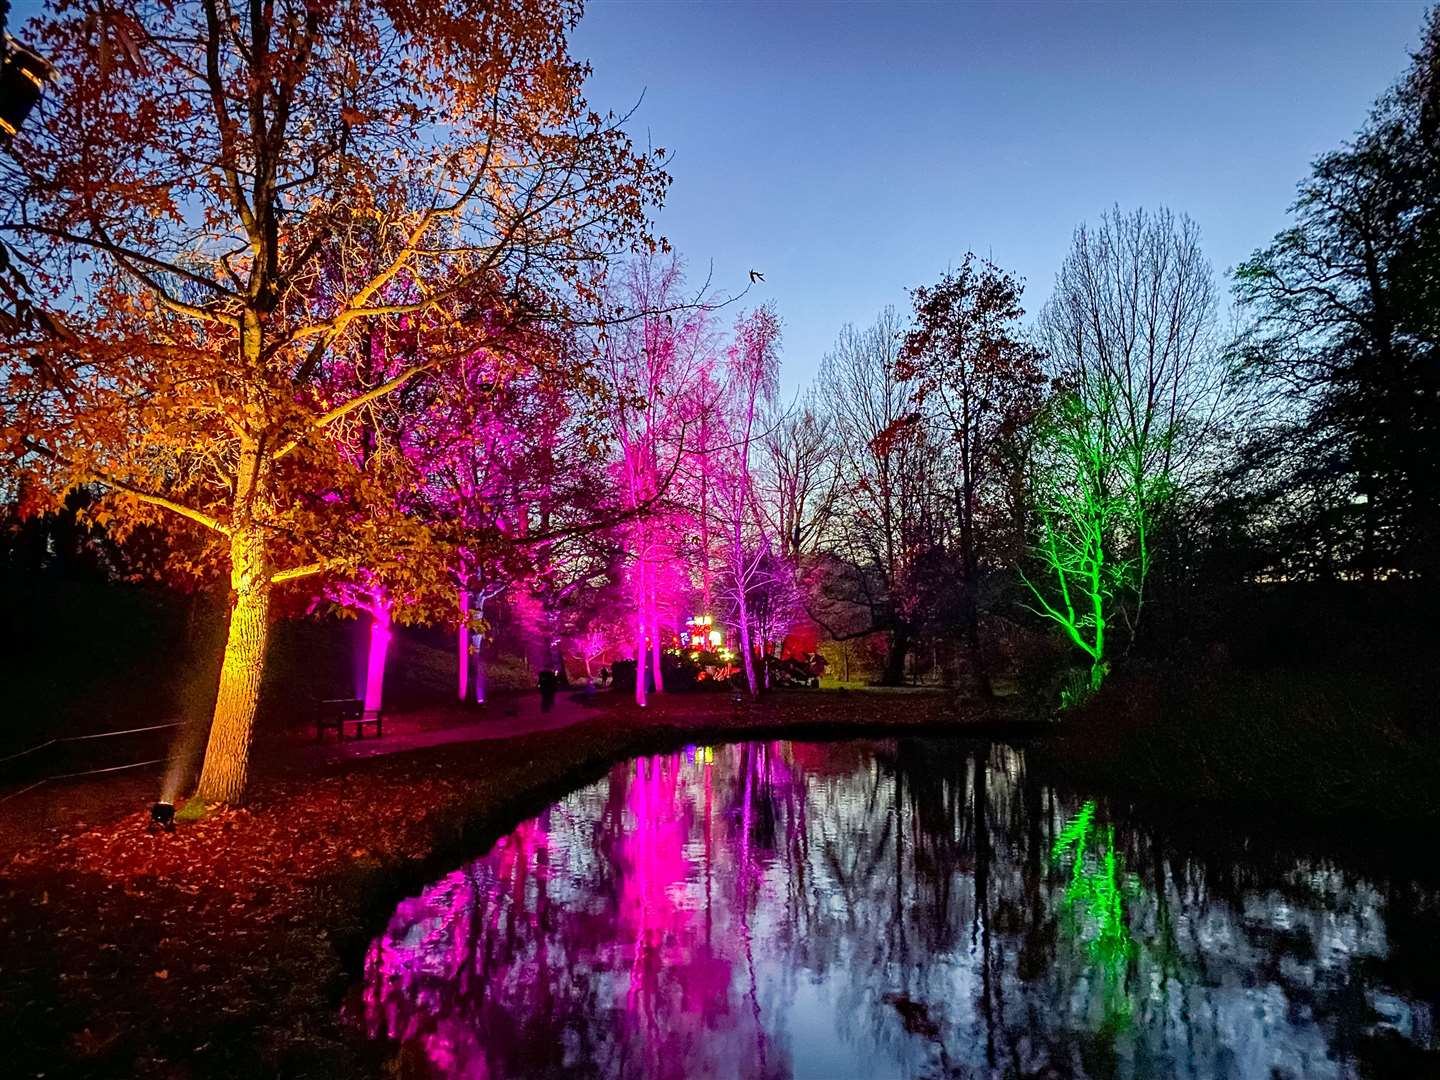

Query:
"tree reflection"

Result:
[[355, 740, 1439, 1079], [1051, 800, 1136, 1037]]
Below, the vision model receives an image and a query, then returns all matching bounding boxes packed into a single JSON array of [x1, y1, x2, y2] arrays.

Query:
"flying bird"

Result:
[[749, 269, 765, 283]]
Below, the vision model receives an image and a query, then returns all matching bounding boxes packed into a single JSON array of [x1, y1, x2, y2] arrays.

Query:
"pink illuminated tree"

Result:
[[596, 257, 717, 706], [402, 319, 613, 705], [708, 306, 783, 696]]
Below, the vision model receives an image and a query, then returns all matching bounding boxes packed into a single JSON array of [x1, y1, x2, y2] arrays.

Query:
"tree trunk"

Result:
[[457, 588, 469, 702], [957, 482, 991, 697], [634, 614, 648, 707], [738, 600, 758, 697], [650, 612, 665, 694], [470, 630, 487, 704], [362, 602, 391, 714], [1088, 659, 1107, 692], [881, 625, 910, 687], [194, 527, 271, 803]]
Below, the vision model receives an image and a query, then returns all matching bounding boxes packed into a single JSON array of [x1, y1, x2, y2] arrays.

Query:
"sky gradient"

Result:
[[572, 0, 1432, 393]]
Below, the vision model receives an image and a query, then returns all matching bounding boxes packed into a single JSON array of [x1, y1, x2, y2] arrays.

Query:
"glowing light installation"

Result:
[[684, 614, 723, 650]]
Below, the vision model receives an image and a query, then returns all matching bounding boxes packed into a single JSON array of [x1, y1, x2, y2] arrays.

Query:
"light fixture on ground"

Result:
[[150, 801, 175, 832]]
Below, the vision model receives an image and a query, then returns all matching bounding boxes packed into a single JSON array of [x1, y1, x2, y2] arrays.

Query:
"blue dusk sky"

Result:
[[572, 0, 1432, 393]]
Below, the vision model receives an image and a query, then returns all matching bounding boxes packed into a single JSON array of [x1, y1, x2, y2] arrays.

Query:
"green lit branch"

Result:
[[1023, 379, 1169, 701]]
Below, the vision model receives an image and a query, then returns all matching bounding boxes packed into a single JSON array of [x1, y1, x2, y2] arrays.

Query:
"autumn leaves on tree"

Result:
[[0, 1, 1284, 804], [0, 0, 667, 801]]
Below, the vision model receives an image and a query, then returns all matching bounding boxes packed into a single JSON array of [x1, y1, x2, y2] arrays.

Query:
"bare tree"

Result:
[[1036, 206, 1223, 643], [813, 308, 945, 684], [757, 394, 839, 563], [900, 256, 1046, 691], [709, 305, 781, 697]]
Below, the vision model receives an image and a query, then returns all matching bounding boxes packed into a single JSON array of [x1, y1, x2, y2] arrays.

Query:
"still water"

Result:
[[353, 740, 1439, 1079]]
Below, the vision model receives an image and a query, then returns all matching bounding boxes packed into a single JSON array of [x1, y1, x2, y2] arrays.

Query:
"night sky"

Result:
[[6, 0, 1430, 390], [572, 0, 1430, 392]]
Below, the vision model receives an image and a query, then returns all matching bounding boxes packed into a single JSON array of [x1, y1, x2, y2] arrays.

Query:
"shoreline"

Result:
[[7, 680, 1436, 1078], [2, 688, 978, 1079]]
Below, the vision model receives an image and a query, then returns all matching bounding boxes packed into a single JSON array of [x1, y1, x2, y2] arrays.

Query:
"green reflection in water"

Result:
[[1052, 800, 1138, 1033]]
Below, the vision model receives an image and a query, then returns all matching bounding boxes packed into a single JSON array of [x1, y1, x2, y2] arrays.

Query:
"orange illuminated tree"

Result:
[[0, 0, 666, 802]]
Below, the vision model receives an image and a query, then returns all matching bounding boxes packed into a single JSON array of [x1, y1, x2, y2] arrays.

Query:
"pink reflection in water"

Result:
[[352, 740, 1431, 1080], [355, 745, 793, 1079]]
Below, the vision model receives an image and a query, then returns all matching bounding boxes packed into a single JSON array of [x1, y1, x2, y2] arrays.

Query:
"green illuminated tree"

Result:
[[1021, 383, 1137, 694], [1036, 207, 1221, 650]]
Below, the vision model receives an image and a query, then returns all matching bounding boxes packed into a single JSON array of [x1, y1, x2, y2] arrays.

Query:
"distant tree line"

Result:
[[795, 11, 1440, 697]]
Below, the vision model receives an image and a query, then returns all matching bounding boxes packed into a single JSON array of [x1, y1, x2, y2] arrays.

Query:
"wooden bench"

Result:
[[315, 698, 382, 741], [356, 707, 383, 739]]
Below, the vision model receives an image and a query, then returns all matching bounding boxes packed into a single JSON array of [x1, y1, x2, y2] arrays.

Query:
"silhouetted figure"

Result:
[[538, 669, 558, 713]]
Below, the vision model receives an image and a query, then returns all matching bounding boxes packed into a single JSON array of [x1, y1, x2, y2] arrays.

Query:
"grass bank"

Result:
[[0, 688, 967, 1080], [1029, 665, 1440, 835]]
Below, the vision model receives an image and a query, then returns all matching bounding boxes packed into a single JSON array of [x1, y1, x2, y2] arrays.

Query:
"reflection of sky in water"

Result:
[[352, 740, 1438, 1079]]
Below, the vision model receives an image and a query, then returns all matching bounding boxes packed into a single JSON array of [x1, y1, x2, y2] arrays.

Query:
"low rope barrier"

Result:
[[0, 719, 192, 766], [0, 720, 200, 804]]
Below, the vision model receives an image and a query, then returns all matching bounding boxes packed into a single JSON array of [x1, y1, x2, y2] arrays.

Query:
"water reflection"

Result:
[[354, 740, 1439, 1079]]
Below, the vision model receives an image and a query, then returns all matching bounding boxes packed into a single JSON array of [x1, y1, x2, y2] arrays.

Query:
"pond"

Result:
[[351, 739, 1439, 1079]]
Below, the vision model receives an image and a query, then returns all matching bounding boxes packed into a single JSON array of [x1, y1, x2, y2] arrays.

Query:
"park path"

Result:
[[0, 688, 609, 853], [292, 689, 602, 768]]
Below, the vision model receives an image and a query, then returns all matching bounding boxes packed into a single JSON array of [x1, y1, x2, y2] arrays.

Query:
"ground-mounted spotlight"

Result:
[[150, 801, 175, 832]]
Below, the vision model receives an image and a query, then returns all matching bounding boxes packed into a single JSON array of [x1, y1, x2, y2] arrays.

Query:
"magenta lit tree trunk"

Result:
[[457, 588, 469, 702], [633, 533, 649, 706], [737, 591, 758, 696], [478, 648, 495, 705], [649, 568, 666, 693], [634, 613, 649, 707], [471, 638, 487, 705], [363, 601, 393, 714], [465, 589, 490, 705]]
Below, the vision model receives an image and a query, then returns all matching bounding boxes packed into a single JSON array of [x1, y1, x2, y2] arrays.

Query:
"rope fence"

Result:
[[0, 720, 200, 805]]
